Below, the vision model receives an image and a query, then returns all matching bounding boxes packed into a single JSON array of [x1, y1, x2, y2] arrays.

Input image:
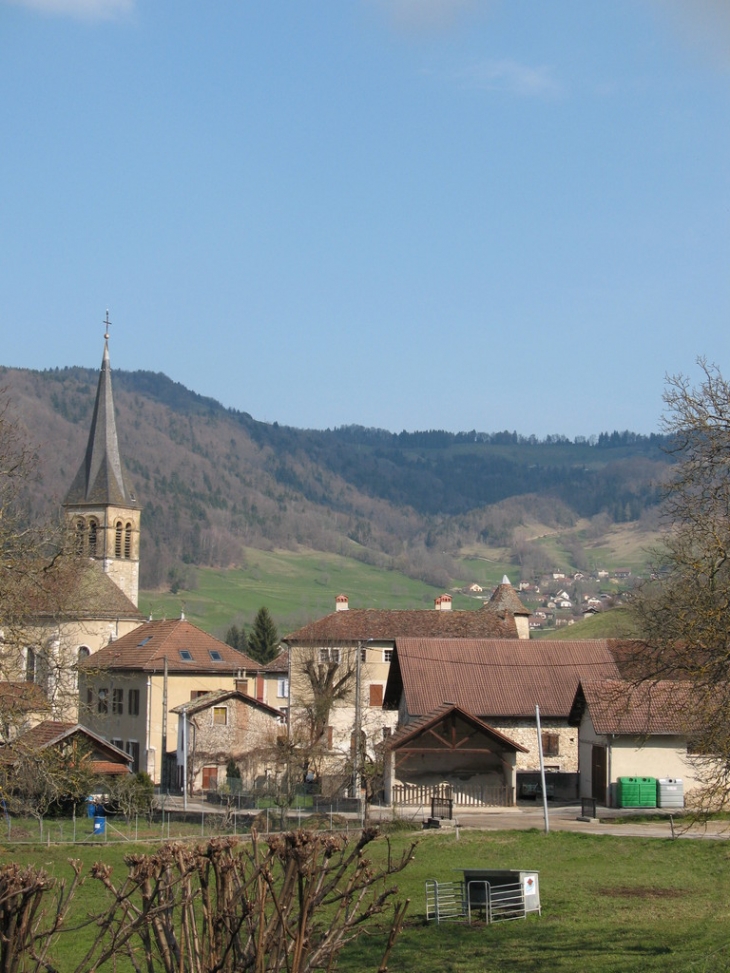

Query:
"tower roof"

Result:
[[64, 333, 137, 509]]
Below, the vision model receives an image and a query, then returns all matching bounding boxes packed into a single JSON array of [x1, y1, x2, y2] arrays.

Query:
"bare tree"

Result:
[[631, 360, 730, 807]]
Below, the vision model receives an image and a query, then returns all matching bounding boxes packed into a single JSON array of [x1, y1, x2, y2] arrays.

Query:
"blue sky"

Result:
[[1, 0, 728, 437]]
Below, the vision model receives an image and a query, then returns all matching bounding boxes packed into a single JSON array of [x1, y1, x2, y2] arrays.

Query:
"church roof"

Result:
[[64, 335, 138, 509], [25, 558, 143, 621]]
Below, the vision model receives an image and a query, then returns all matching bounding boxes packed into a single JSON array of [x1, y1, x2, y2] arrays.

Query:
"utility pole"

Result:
[[161, 656, 168, 791], [352, 640, 362, 800], [535, 704, 550, 834]]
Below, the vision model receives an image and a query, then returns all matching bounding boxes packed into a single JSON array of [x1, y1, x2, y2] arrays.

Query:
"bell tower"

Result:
[[63, 314, 141, 606]]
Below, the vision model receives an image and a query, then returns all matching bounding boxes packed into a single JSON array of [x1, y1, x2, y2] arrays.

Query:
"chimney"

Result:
[[335, 594, 349, 612], [434, 594, 452, 611]]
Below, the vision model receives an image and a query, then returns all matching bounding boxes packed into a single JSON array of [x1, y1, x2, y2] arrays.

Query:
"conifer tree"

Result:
[[225, 624, 248, 655], [247, 607, 280, 664]]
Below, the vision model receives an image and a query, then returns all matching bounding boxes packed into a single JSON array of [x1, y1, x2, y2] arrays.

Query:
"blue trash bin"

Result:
[[93, 816, 106, 835], [86, 798, 96, 818]]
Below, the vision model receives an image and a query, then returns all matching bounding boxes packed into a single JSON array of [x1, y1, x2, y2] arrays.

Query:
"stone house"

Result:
[[172, 689, 285, 794], [382, 638, 622, 806]]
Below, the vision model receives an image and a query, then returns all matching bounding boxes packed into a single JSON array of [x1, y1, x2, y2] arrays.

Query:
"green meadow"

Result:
[[139, 548, 516, 637], [4, 827, 730, 973]]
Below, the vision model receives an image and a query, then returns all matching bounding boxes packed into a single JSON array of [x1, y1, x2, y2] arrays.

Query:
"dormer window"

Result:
[[179, 649, 193, 661]]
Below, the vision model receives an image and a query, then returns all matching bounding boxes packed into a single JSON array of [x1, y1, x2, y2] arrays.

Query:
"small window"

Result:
[[74, 519, 85, 556], [86, 687, 94, 710], [213, 707, 227, 725], [126, 740, 140, 773], [138, 636, 152, 647], [383, 649, 393, 663], [88, 519, 98, 556], [112, 688, 124, 715], [209, 650, 223, 662], [277, 677, 289, 698], [319, 648, 340, 664], [128, 688, 140, 716], [179, 649, 193, 661], [98, 688, 109, 715], [191, 690, 210, 700], [26, 647, 36, 683], [124, 522, 132, 559], [382, 726, 392, 739], [111, 738, 123, 750], [115, 521, 123, 558], [369, 684, 384, 707], [542, 733, 560, 757]]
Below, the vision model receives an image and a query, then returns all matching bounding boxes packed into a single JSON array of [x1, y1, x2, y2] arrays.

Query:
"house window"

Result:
[[209, 650, 223, 662], [179, 650, 193, 661], [98, 688, 109, 714], [213, 707, 227, 726], [369, 684, 384, 707], [128, 689, 140, 716], [126, 740, 140, 773], [202, 766, 218, 790], [382, 726, 392, 740], [124, 522, 132, 559], [542, 733, 560, 757], [112, 688, 124, 715], [115, 521, 123, 558], [383, 649, 393, 663], [277, 677, 289, 698], [111, 738, 123, 750], [77, 646, 91, 688], [319, 648, 340, 664]]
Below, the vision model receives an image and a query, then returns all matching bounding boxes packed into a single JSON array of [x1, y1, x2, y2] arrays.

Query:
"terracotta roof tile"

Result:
[[79, 618, 261, 673], [285, 608, 517, 643], [387, 638, 621, 718], [171, 688, 284, 720], [572, 679, 694, 735]]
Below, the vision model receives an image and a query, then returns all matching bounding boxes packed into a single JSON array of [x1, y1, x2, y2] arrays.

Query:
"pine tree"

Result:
[[247, 607, 280, 664], [225, 624, 248, 655]]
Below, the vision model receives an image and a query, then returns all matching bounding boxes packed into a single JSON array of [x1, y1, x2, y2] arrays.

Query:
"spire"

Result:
[[64, 315, 137, 509]]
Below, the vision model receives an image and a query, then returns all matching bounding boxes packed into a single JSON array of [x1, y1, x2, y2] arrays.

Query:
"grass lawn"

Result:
[[4, 826, 730, 972]]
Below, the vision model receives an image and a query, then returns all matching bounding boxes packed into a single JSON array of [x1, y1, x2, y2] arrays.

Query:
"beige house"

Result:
[[172, 689, 284, 794], [284, 593, 521, 792], [78, 617, 284, 785], [570, 679, 706, 806]]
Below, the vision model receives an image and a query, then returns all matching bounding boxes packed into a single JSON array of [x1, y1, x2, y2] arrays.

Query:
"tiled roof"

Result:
[[285, 607, 518, 643], [24, 559, 143, 621], [571, 679, 694, 735], [387, 703, 529, 753], [79, 618, 261, 673], [171, 688, 284, 720], [388, 638, 621, 718], [12, 721, 132, 770], [261, 648, 289, 673]]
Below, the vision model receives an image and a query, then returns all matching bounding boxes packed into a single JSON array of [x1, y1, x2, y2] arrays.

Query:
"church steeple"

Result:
[[64, 316, 141, 606]]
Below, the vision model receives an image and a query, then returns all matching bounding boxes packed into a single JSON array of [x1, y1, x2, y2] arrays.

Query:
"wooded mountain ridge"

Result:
[[2, 364, 672, 590]]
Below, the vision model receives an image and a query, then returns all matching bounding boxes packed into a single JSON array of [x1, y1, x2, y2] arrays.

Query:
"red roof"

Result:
[[387, 638, 621, 719], [387, 703, 529, 753], [10, 721, 132, 774], [571, 680, 694, 735], [79, 618, 261, 673], [285, 607, 518, 643]]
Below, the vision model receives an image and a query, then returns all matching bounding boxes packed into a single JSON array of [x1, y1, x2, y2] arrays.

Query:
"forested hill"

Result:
[[1, 364, 672, 589]]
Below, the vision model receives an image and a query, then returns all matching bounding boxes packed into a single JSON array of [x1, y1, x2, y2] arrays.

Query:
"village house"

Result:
[[172, 688, 284, 794], [569, 679, 706, 806], [284, 588, 526, 792], [79, 616, 284, 786], [382, 638, 622, 807]]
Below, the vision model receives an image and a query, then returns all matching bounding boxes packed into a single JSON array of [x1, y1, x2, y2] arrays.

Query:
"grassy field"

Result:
[[535, 607, 639, 640], [139, 548, 516, 637], [5, 825, 730, 972]]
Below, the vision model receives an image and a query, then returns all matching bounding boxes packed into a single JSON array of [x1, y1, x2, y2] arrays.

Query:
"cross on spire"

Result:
[[103, 309, 111, 340]]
